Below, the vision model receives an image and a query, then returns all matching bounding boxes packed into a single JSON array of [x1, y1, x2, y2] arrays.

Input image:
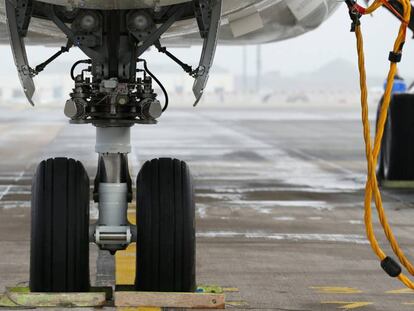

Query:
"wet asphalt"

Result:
[[1, 102, 414, 310]]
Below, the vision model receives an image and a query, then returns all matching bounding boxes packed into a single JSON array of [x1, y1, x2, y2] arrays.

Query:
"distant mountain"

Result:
[[254, 58, 407, 93], [312, 58, 357, 78], [298, 58, 359, 91]]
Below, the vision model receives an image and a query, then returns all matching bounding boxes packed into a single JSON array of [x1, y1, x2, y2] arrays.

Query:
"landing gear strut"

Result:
[[5, 0, 223, 293], [91, 127, 134, 254]]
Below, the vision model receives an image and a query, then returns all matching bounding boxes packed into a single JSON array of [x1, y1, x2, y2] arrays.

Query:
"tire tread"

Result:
[[135, 158, 195, 292], [30, 158, 90, 292]]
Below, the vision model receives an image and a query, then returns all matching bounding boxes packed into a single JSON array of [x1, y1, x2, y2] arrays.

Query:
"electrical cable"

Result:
[[139, 59, 169, 112], [349, 0, 414, 289], [70, 59, 92, 81]]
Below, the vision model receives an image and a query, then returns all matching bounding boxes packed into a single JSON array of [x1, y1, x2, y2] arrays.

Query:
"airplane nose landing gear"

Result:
[[20, 0, 223, 295], [30, 121, 197, 293], [30, 128, 197, 293]]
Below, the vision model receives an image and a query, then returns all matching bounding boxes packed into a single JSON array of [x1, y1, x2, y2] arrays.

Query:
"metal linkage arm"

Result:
[[154, 41, 194, 75], [34, 42, 72, 74]]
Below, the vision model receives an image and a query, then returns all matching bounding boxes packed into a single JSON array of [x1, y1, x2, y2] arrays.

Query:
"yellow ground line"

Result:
[[226, 301, 249, 307], [310, 287, 363, 294], [321, 301, 373, 309], [116, 209, 137, 285], [117, 308, 161, 311], [386, 288, 414, 294], [116, 210, 162, 310]]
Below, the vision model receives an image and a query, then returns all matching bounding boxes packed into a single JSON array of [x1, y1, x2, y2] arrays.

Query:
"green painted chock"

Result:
[[196, 285, 224, 294]]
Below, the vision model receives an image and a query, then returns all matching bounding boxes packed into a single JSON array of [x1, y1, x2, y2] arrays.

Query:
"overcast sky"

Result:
[[1, 3, 414, 79]]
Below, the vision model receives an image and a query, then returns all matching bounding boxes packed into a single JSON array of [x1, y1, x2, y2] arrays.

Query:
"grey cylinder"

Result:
[[95, 127, 131, 154], [98, 183, 128, 226]]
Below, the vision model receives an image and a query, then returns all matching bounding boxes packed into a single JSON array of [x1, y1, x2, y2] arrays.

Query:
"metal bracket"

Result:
[[5, 0, 35, 106], [192, 0, 222, 106], [94, 225, 133, 245], [133, 5, 187, 57], [46, 5, 103, 61]]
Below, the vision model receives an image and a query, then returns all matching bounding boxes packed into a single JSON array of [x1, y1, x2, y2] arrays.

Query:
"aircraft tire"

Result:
[[377, 93, 414, 181], [30, 158, 90, 292], [135, 158, 196, 292]]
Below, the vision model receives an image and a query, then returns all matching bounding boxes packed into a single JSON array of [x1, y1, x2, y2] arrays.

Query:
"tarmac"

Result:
[[1, 102, 414, 310]]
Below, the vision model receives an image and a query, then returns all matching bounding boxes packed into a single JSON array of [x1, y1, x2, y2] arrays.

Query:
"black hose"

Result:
[[140, 60, 169, 112], [70, 59, 92, 80]]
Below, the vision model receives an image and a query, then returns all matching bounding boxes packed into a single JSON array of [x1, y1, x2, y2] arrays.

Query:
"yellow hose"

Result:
[[353, 0, 414, 288]]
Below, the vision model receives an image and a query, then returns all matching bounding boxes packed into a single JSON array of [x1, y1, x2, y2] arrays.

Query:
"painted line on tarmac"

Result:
[[117, 308, 161, 311], [197, 231, 369, 244], [115, 244, 136, 285], [115, 209, 136, 285], [226, 300, 249, 307], [310, 287, 363, 294], [386, 288, 414, 294], [321, 301, 373, 309]]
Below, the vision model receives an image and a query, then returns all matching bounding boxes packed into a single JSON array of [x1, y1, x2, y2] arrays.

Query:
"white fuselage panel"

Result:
[[0, 0, 341, 45]]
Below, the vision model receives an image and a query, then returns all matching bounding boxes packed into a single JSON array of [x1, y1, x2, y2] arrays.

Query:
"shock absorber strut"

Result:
[[91, 126, 136, 254]]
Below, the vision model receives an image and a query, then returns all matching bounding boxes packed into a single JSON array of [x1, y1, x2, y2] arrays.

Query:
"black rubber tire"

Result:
[[378, 93, 414, 180], [135, 158, 196, 292], [30, 158, 90, 292]]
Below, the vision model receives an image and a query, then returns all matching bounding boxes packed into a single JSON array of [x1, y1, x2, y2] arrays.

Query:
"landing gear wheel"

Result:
[[30, 158, 90, 292], [135, 158, 196, 292], [377, 94, 414, 181]]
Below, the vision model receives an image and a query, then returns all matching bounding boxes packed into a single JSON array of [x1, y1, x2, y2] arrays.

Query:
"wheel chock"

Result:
[[0, 286, 110, 308], [114, 291, 225, 309], [114, 285, 226, 309], [381, 180, 414, 189], [0, 285, 228, 309]]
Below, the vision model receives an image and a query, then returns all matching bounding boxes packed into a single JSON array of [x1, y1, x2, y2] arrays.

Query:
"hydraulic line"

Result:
[[70, 59, 92, 80], [348, 0, 414, 289], [139, 59, 169, 112]]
